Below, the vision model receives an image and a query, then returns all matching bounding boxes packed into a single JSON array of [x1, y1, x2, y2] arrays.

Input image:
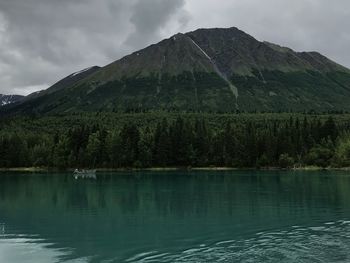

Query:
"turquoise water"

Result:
[[1, 171, 350, 262]]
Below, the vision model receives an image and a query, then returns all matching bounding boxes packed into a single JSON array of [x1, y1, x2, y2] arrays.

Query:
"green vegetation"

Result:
[[1, 112, 350, 169], [231, 70, 350, 112], [7, 69, 350, 114]]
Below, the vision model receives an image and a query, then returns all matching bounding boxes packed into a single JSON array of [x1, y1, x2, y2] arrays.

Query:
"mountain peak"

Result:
[[3, 27, 350, 114]]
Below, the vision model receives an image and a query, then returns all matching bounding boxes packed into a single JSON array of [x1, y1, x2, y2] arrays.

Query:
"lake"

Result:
[[1, 171, 350, 262]]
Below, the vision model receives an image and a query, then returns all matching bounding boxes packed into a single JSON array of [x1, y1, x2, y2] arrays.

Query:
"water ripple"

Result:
[[129, 220, 350, 263]]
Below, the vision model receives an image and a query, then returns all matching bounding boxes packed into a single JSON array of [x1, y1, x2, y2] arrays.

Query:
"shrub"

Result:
[[278, 154, 295, 168], [333, 134, 350, 167]]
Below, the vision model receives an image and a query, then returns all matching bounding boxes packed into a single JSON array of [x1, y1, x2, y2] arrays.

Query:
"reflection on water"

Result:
[[0, 171, 350, 262], [0, 236, 72, 263], [145, 220, 350, 262]]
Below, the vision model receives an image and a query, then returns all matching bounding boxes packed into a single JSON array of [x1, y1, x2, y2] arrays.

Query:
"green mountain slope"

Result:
[[4, 27, 350, 114], [3, 66, 100, 113]]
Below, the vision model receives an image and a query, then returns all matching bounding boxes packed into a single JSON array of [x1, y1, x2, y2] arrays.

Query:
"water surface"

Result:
[[1, 170, 350, 262]]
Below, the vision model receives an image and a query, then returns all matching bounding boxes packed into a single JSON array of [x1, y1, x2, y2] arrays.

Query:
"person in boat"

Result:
[[74, 169, 96, 174]]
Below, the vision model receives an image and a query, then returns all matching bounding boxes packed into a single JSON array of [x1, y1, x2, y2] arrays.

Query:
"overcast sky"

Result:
[[1, 0, 349, 95]]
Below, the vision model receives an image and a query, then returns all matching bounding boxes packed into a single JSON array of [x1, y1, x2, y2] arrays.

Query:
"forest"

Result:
[[0, 112, 350, 169]]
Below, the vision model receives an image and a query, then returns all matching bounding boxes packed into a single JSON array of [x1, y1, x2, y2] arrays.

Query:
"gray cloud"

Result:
[[125, 0, 189, 48], [0, 0, 188, 95], [0, 0, 350, 95]]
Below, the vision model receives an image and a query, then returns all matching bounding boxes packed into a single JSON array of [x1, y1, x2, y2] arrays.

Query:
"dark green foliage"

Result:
[[231, 70, 350, 112], [278, 154, 295, 169], [305, 141, 334, 168], [333, 133, 350, 167], [7, 69, 350, 115], [0, 112, 350, 169], [6, 71, 238, 115]]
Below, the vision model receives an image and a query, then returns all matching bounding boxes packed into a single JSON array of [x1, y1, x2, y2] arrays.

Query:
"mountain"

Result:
[[4, 66, 100, 112], [25, 66, 101, 100], [4, 27, 350, 114], [0, 94, 24, 106]]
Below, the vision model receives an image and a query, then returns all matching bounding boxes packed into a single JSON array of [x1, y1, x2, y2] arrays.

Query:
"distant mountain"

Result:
[[0, 94, 24, 106], [4, 27, 350, 114]]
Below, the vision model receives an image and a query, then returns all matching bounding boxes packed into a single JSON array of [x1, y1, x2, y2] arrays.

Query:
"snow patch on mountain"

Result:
[[190, 39, 211, 60], [71, 67, 94, 77], [0, 94, 24, 106], [189, 37, 239, 104]]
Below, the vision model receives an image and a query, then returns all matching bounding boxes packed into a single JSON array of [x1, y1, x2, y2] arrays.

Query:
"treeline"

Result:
[[0, 114, 350, 169]]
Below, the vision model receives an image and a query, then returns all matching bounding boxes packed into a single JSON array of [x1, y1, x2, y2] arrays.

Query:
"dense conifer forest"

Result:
[[1, 112, 350, 169]]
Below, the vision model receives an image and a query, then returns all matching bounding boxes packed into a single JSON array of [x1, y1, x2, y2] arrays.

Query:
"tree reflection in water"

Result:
[[0, 171, 349, 262]]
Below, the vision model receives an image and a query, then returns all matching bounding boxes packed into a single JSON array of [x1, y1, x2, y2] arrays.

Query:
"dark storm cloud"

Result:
[[0, 0, 188, 94], [1, 0, 350, 95], [125, 0, 189, 48]]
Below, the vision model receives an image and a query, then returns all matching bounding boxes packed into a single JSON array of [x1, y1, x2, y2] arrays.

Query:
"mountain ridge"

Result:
[[3, 27, 350, 114]]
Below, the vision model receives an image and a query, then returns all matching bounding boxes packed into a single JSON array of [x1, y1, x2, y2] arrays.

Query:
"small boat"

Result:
[[73, 169, 97, 179]]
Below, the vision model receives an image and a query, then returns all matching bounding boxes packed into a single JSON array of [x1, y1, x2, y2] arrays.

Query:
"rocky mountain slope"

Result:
[[0, 94, 24, 106], [4, 66, 100, 113], [4, 27, 350, 114]]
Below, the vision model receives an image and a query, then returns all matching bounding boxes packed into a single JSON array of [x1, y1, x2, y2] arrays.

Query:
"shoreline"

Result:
[[1, 166, 350, 173]]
